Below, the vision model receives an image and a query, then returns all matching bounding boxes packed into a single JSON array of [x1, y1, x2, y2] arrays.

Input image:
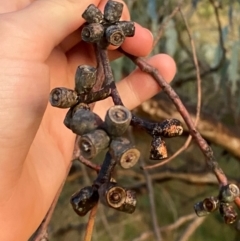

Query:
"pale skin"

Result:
[[0, 0, 176, 240]]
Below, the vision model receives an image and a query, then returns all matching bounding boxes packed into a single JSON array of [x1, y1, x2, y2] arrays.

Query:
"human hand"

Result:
[[0, 0, 176, 240]]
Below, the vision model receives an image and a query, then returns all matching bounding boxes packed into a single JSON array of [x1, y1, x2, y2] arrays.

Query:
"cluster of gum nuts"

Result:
[[49, 1, 184, 216], [50, 64, 139, 215], [194, 183, 240, 224], [49, 1, 240, 225]]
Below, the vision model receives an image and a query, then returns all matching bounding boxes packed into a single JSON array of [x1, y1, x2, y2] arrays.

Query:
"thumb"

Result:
[[0, 0, 102, 61]]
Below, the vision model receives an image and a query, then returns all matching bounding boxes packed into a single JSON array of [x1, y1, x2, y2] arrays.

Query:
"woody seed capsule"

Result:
[[117, 189, 137, 214], [104, 0, 123, 23], [82, 4, 103, 23], [109, 137, 140, 169], [64, 103, 90, 129], [219, 203, 238, 224], [202, 197, 219, 212], [75, 65, 97, 94], [194, 201, 210, 217], [81, 23, 105, 43], [105, 25, 125, 46], [219, 183, 240, 203], [150, 137, 167, 160], [98, 182, 126, 209], [70, 186, 99, 216], [79, 129, 110, 159], [152, 119, 183, 137], [69, 108, 103, 135], [118, 21, 135, 37], [49, 87, 78, 108], [104, 105, 132, 137]]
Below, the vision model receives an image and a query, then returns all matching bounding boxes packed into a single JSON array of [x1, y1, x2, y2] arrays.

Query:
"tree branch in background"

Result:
[[173, 0, 226, 87], [133, 213, 197, 241], [153, 0, 183, 48], [139, 157, 162, 241], [178, 216, 206, 241]]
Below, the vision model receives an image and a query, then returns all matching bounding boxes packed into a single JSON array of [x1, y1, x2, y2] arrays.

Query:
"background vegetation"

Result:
[[47, 1, 240, 240]]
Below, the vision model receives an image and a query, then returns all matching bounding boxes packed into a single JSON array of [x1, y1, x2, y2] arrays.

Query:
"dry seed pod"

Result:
[[109, 137, 140, 169], [98, 182, 126, 209], [117, 189, 137, 214], [202, 197, 219, 212], [69, 108, 103, 135], [70, 186, 99, 216], [64, 108, 73, 129], [81, 23, 105, 43], [49, 87, 78, 108], [219, 184, 240, 203], [152, 119, 183, 137], [79, 129, 110, 159], [82, 4, 103, 23], [105, 25, 125, 46], [194, 201, 210, 217], [104, 0, 123, 23], [104, 105, 132, 137], [64, 102, 91, 128], [72, 102, 90, 112], [219, 203, 238, 224], [75, 65, 97, 93], [150, 137, 167, 160], [118, 21, 135, 37]]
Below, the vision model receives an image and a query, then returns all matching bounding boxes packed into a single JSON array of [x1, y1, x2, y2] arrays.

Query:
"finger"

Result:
[[93, 54, 177, 118], [121, 24, 153, 57], [0, 0, 133, 61], [0, 59, 49, 185], [0, 0, 33, 14], [59, 29, 82, 53]]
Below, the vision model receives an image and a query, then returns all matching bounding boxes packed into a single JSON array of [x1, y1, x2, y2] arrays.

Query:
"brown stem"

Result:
[[83, 203, 99, 241], [99, 48, 123, 105], [78, 155, 101, 172]]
